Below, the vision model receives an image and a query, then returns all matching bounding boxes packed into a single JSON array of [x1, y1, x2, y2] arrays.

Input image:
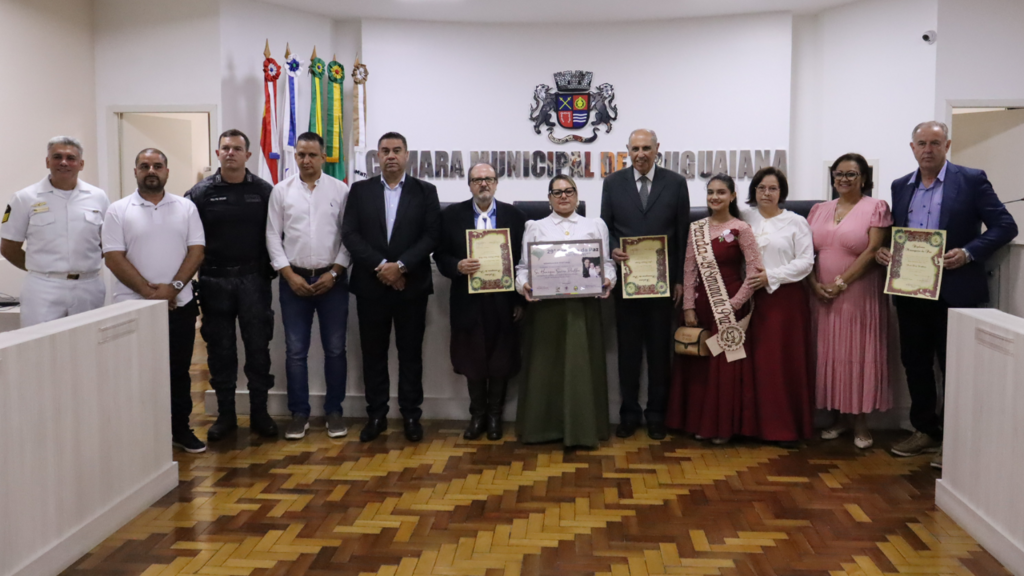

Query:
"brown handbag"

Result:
[[674, 325, 711, 356]]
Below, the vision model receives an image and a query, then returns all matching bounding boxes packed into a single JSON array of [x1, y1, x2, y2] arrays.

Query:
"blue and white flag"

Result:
[[282, 51, 303, 180]]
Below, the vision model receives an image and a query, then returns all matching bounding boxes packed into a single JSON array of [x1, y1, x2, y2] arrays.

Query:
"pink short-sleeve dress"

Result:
[[807, 197, 893, 414]]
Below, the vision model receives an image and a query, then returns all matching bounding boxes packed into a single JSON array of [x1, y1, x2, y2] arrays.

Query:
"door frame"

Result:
[[106, 104, 218, 199]]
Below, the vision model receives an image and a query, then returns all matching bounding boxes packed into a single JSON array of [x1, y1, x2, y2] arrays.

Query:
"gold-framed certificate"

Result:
[[620, 235, 670, 299], [527, 239, 605, 299], [466, 228, 515, 293], [884, 227, 946, 300]]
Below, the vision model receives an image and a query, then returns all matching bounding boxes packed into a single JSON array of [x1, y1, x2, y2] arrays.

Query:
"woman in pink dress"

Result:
[[666, 173, 762, 444], [807, 153, 892, 449]]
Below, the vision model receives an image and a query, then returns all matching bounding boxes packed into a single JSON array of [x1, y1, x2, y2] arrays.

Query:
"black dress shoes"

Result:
[[359, 417, 388, 442], [646, 421, 667, 440], [464, 415, 486, 440], [404, 417, 424, 442], [486, 414, 503, 441], [616, 419, 640, 438]]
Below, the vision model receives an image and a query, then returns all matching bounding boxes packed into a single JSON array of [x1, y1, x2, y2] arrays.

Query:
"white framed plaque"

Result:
[[527, 239, 605, 299]]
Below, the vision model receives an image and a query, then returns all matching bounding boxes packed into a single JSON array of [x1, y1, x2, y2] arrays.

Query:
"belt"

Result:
[[200, 263, 263, 278], [290, 265, 332, 279], [29, 270, 100, 281]]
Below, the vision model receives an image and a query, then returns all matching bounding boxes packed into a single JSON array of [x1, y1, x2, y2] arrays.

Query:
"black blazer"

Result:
[[434, 199, 527, 330], [891, 162, 1017, 306], [600, 165, 690, 286], [342, 176, 441, 299]]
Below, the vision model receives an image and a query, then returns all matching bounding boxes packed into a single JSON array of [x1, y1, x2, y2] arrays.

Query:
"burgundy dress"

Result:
[[666, 218, 762, 439]]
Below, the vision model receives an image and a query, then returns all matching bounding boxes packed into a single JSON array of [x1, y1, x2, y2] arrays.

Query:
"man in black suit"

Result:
[[878, 121, 1017, 467], [342, 132, 441, 442], [434, 162, 527, 441], [601, 129, 690, 440]]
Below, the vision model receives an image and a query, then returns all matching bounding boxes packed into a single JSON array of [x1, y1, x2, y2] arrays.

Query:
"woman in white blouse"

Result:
[[741, 167, 816, 445], [514, 175, 614, 448]]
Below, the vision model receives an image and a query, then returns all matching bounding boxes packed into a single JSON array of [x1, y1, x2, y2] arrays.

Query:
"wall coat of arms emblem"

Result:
[[529, 70, 618, 144]]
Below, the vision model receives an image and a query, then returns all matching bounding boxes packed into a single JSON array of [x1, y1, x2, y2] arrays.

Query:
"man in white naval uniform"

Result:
[[1, 136, 110, 327]]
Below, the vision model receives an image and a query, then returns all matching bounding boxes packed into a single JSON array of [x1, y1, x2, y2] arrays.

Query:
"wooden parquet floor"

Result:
[[59, 341, 1010, 576]]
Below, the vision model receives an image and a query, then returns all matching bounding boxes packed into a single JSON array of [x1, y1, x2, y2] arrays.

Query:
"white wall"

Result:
[[359, 15, 793, 209], [790, 0, 938, 204], [0, 301, 178, 576], [93, 0, 221, 194], [0, 0, 97, 298], [935, 0, 1024, 122]]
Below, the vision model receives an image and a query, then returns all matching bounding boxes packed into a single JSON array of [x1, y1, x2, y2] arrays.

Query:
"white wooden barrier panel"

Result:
[[936, 308, 1024, 575], [0, 300, 178, 576]]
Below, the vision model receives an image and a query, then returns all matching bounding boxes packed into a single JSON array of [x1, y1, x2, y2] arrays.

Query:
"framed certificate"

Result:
[[466, 228, 515, 293], [620, 235, 670, 299], [884, 227, 946, 300], [527, 239, 605, 299]]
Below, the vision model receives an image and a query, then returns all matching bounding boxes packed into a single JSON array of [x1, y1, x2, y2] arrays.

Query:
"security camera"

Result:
[[922, 30, 937, 44]]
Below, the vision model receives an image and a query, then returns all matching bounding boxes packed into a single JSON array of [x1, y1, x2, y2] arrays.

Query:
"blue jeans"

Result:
[[279, 275, 349, 417]]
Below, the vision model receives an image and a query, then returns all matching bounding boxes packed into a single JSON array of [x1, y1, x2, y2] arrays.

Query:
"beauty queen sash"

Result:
[[691, 218, 753, 362]]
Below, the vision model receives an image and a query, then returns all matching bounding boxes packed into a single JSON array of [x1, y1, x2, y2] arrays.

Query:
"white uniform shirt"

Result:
[[741, 208, 814, 293], [102, 191, 205, 306], [1, 176, 110, 274], [266, 173, 351, 272], [515, 211, 617, 294]]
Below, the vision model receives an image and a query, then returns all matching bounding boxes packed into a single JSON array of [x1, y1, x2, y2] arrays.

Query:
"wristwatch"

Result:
[[329, 270, 339, 281], [397, 261, 408, 274], [171, 280, 185, 291]]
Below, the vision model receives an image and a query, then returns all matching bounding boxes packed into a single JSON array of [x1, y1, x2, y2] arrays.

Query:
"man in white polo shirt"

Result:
[[1, 136, 110, 327], [103, 148, 207, 453]]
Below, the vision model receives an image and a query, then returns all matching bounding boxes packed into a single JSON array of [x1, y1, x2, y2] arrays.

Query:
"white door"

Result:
[[118, 112, 212, 198], [952, 108, 1024, 316]]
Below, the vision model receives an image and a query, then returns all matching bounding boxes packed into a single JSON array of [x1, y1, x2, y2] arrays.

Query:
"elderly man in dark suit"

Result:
[[878, 121, 1017, 467], [600, 129, 690, 440], [434, 162, 527, 440], [342, 132, 441, 443]]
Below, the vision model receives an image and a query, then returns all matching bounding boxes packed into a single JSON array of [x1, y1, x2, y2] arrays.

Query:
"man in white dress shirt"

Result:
[[266, 132, 351, 441], [1, 136, 110, 327], [103, 148, 207, 453]]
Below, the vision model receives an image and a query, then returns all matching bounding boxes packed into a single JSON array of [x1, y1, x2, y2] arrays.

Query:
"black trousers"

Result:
[[169, 299, 199, 432], [614, 294, 673, 424], [356, 293, 428, 420], [198, 274, 275, 393], [894, 296, 964, 440]]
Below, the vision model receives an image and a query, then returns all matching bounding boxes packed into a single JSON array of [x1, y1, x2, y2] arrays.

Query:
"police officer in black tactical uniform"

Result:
[[185, 129, 278, 441]]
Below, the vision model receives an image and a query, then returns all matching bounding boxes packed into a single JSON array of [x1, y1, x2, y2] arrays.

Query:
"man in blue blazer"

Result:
[[878, 121, 1017, 465]]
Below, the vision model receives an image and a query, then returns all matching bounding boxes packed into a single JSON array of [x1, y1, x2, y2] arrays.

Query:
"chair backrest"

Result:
[[686, 199, 823, 225], [512, 200, 587, 221]]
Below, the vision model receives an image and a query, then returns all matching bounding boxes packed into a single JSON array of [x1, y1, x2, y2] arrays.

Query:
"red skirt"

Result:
[[666, 285, 757, 439], [748, 282, 815, 441]]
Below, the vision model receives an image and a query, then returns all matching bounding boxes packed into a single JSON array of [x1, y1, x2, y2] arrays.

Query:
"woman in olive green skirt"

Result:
[[514, 175, 616, 448]]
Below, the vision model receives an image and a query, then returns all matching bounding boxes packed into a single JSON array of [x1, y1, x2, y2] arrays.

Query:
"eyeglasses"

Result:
[[549, 188, 577, 198], [469, 177, 497, 185], [833, 171, 861, 181], [755, 185, 780, 193]]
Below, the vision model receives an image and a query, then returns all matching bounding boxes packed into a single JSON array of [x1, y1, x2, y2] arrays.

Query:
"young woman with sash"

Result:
[[666, 173, 763, 444], [515, 175, 615, 448]]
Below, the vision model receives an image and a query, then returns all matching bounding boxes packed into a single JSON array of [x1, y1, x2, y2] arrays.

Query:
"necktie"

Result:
[[639, 175, 650, 210], [477, 211, 491, 230]]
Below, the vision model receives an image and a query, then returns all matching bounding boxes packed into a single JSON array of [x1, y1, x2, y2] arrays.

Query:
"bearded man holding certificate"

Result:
[[434, 162, 527, 441], [878, 121, 1017, 467]]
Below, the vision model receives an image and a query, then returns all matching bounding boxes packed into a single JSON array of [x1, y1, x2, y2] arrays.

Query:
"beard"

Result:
[[137, 175, 164, 193]]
